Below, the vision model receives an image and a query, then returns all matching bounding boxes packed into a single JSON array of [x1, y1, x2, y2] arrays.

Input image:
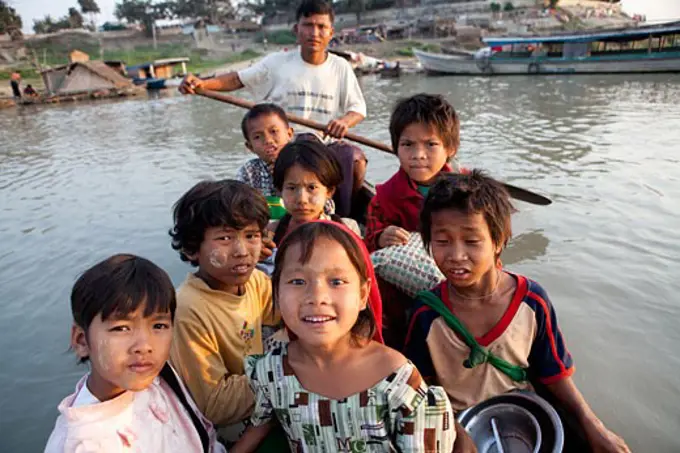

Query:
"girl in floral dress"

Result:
[[231, 221, 458, 453]]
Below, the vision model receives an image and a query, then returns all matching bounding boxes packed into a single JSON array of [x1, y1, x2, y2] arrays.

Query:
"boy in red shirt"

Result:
[[365, 93, 460, 252], [365, 93, 460, 348]]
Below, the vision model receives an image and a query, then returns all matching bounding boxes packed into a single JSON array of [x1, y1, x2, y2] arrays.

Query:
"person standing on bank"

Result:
[[179, 0, 367, 218], [10, 72, 21, 99]]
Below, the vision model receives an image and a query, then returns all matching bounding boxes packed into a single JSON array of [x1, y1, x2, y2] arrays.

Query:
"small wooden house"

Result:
[[126, 58, 189, 80], [41, 61, 132, 94], [69, 50, 90, 63]]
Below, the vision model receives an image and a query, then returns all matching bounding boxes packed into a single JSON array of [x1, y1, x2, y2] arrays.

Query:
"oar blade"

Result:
[[502, 182, 552, 206]]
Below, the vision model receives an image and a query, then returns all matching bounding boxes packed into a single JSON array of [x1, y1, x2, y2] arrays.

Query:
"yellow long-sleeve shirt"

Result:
[[169, 270, 278, 429]]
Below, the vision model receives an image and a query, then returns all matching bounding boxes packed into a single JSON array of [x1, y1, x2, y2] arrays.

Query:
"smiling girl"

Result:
[[45, 254, 224, 453], [231, 221, 458, 453]]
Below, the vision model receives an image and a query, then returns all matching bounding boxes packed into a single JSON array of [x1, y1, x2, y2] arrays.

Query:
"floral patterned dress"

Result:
[[245, 345, 456, 453]]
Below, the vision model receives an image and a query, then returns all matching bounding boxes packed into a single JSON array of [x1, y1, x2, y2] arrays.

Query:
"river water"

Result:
[[1, 73, 679, 452]]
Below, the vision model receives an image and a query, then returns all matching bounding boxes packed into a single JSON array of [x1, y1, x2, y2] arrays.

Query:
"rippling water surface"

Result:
[[1, 74, 679, 452]]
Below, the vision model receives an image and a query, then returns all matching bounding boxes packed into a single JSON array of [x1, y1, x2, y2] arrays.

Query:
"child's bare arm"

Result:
[[229, 422, 274, 453], [547, 378, 630, 453], [453, 420, 477, 453]]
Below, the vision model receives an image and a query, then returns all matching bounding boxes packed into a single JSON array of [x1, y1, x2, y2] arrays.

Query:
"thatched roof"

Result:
[[79, 61, 130, 88], [41, 60, 132, 93], [42, 61, 130, 87]]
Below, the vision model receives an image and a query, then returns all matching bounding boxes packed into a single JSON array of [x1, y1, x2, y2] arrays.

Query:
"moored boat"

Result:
[[127, 57, 190, 89], [415, 20, 680, 75]]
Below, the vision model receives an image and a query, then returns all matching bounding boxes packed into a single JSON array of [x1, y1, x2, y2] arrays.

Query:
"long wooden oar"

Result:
[[197, 89, 552, 206]]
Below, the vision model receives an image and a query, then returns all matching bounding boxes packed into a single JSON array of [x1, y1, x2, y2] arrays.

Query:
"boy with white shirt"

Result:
[[180, 0, 367, 217]]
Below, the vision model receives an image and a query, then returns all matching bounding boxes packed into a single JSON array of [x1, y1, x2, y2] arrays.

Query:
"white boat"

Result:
[[414, 21, 680, 75]]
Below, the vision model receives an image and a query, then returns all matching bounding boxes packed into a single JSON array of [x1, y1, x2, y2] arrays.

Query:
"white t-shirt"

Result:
[[238, 47, 367, 126], [71, 379, 100, 407]]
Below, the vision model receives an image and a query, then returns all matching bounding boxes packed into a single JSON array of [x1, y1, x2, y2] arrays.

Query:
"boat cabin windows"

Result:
[[483, 23, 680, 61], [562, 42, 589, 58], [589, 34, 680, 56], [496, 43, 565, 58]]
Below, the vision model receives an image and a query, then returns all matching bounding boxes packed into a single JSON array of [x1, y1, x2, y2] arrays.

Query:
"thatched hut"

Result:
[[40, 61, 132, 94]]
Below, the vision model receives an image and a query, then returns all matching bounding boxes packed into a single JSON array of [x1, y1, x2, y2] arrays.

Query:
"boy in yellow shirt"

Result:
[[169, 179, 279, 444]]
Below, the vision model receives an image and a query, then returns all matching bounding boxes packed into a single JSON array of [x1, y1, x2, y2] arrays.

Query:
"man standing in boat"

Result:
[[180, 0, 367, 217]]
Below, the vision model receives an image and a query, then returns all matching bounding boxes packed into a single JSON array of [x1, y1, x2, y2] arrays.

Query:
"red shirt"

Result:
[[365, 164, 454, 252]]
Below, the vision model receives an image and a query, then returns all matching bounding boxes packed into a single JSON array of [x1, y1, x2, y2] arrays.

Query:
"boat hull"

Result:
[[414, 49, 680, 75], [145, 78, 167, 90]]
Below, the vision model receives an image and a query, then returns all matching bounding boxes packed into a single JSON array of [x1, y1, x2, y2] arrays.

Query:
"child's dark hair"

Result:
[[240, 103, 289, 141], [273, 141, 343, 192], [390, 93, 460, 153], [272, 222, 376, 342], [420, 170, 515, 256], [170, 179, 269, 266], [296, 0, 334, 22], [72, 254, 176, 361]]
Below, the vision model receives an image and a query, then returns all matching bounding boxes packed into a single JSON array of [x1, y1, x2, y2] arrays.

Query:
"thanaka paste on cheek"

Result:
[[94, 338, 114, 373], [292, 193, 326, 222], [209, 248, 228, 269], [308, 194, 324, 211]]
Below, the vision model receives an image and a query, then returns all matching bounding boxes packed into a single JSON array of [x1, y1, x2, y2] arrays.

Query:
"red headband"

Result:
[[284, 219, 384, 344]]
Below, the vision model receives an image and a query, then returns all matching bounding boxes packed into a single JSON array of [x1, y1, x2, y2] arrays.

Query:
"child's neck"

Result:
[[292, 335, 357, 370], [196, 269, 244, 296], [448, 268, 502, 306], [288, 213, 325, 231], [86, 373, 126, 402]]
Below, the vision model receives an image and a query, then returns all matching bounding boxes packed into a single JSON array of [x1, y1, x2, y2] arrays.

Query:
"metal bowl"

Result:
[[462, 403, 541, 453], [458, 391, 564, 453]]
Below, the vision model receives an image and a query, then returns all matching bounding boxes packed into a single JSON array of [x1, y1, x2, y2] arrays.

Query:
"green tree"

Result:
[[503, 2, 514, 11], [79, 0, 100, 29], [347, 0, 365, 24], [549, 0, 559, 8], [490, 2, 501, 13], [172, 0, 236, 23], [115, 0, 173, 37], [0, 0, 22, 38], [115, 0, 148, 23], [33, 15, 54, 33], [78, 0, 100, 14], [33, 14, 72, 33], [241, 0, 290, 25], [68, 7, 85, 28]]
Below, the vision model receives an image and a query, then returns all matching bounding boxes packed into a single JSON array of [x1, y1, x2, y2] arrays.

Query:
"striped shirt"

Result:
[[404, 273, 574, 411], [246, 345, 456, 452]]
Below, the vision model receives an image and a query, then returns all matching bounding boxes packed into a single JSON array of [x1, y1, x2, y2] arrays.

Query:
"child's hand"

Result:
[[379, 226, 410, 248], [179, 74, 203, 95], [586, 423, 631, 453], [259, 233, 276, 262]]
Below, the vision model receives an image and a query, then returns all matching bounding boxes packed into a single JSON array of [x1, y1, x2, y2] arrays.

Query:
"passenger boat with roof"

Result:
[[414, 20, 680, 75]]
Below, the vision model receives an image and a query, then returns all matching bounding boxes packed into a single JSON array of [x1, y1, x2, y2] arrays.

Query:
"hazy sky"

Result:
[[620, 0, 680, 22], [11, 0, 680, 34], [14, 0, 117, 33]]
